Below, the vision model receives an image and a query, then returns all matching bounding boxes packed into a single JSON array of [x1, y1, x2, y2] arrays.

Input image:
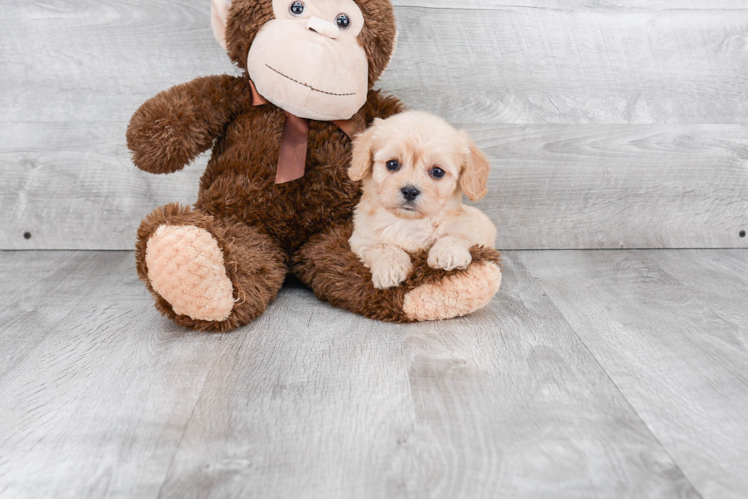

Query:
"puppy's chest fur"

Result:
[[354, 207, 449, 253]]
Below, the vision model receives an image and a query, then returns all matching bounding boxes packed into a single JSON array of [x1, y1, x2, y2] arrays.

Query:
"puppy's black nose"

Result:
[[401, 185, 421, 202]]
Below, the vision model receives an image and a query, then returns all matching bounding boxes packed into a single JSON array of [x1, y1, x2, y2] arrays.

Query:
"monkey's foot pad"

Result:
[[145, 225, 235, 321], [403, 261, 502, 321]]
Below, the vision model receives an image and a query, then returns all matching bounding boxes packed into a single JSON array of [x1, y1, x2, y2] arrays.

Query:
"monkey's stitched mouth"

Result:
[[266, 65, 356, 97]]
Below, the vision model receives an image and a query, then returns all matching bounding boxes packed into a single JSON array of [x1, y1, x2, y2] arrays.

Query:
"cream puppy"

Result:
[[348, 111, 496, 289]]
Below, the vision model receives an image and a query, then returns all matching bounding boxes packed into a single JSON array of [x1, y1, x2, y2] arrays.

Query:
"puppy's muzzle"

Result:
[[400, 185, 421, 203]]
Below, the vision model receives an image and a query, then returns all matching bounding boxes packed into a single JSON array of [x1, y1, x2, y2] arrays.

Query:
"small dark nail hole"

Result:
[[23, 232, 32, 240], [740, 230, 746, 238]]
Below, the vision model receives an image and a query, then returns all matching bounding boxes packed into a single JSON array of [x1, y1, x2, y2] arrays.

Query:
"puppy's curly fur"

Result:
[[348, 111, 497, 290]]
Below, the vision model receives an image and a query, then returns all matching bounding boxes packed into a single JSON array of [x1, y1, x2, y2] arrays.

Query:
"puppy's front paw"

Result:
[[428, 245, 472, 271], [370, 252, 412, 289]]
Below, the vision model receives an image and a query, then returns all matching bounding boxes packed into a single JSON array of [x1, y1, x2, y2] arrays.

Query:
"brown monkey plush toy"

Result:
[[127, 0, 502, 332]]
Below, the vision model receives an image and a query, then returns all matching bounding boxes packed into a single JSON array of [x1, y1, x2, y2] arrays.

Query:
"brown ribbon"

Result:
[[275, 112, 309, 184], [250, 80, 268, 106], [332, 119, 363, 141], [250, 80, 364, 184]]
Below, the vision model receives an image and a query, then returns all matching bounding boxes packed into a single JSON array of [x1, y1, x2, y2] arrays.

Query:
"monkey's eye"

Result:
[[386, 160, 400, 172], [289, 1, 305, 16], [430, 167, 446, 179], [336, 13, 351, 29]]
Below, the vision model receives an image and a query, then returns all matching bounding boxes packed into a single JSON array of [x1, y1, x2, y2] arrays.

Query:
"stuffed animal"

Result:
[[127, 0, 502, 332]]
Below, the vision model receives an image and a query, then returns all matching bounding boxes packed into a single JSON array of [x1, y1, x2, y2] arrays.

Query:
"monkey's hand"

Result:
[[126, 75, 249, 174]]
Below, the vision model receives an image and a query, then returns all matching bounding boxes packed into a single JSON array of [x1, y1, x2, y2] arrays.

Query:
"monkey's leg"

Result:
[[291, 223, 502, 323], [136, 203, 287, 332]]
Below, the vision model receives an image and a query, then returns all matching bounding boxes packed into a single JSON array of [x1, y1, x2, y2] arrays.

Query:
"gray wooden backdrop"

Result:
[[2, 0, 747, 250]]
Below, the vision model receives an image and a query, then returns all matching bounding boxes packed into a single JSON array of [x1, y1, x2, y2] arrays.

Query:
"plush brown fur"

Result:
[[127, 75, 251, 175], [129, 0, 499, 331], [291, 223, 501, 323], [135, 203, 287, 331]]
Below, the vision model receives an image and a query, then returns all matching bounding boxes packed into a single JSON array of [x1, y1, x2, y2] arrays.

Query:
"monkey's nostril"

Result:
[[401, 186, 421, 202], [306, 17, 339, 39]]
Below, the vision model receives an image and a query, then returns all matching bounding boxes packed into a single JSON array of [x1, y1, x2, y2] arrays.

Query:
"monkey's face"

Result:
[[247, 0, 369, 121]]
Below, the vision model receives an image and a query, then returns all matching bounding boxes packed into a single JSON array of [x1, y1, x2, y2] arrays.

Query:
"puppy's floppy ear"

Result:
[[459, 131, 491, 201], [349, 120, 380, 181], [211, 0, 231, 50]]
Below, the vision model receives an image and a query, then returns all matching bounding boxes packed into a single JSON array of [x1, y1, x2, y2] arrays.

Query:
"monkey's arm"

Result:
[[126, 75, 250, 174]]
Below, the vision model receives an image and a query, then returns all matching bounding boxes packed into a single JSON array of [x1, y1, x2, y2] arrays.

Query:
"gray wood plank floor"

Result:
[[2, 250, 747, 497], [520, 249, 748, 498]]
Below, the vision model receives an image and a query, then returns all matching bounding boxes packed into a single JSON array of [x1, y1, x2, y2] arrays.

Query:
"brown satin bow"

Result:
[[249, 81, 363, 184]]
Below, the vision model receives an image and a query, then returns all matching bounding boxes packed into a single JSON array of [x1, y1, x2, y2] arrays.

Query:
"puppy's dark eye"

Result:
[[430, 167, 446, 179], [336, 13, 351, 29], [289, 1, 305, 16], [386, 160, 400, 172]]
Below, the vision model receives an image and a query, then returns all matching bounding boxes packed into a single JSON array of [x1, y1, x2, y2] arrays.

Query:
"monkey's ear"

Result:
[[211, 0, 231, 50], [381, 30, 399, 76], [459, 131, 490, 201], [349, 123, 379, 182]]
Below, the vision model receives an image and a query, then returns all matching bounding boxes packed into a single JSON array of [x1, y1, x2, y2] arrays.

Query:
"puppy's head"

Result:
[[349, 111, 490, 219]]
